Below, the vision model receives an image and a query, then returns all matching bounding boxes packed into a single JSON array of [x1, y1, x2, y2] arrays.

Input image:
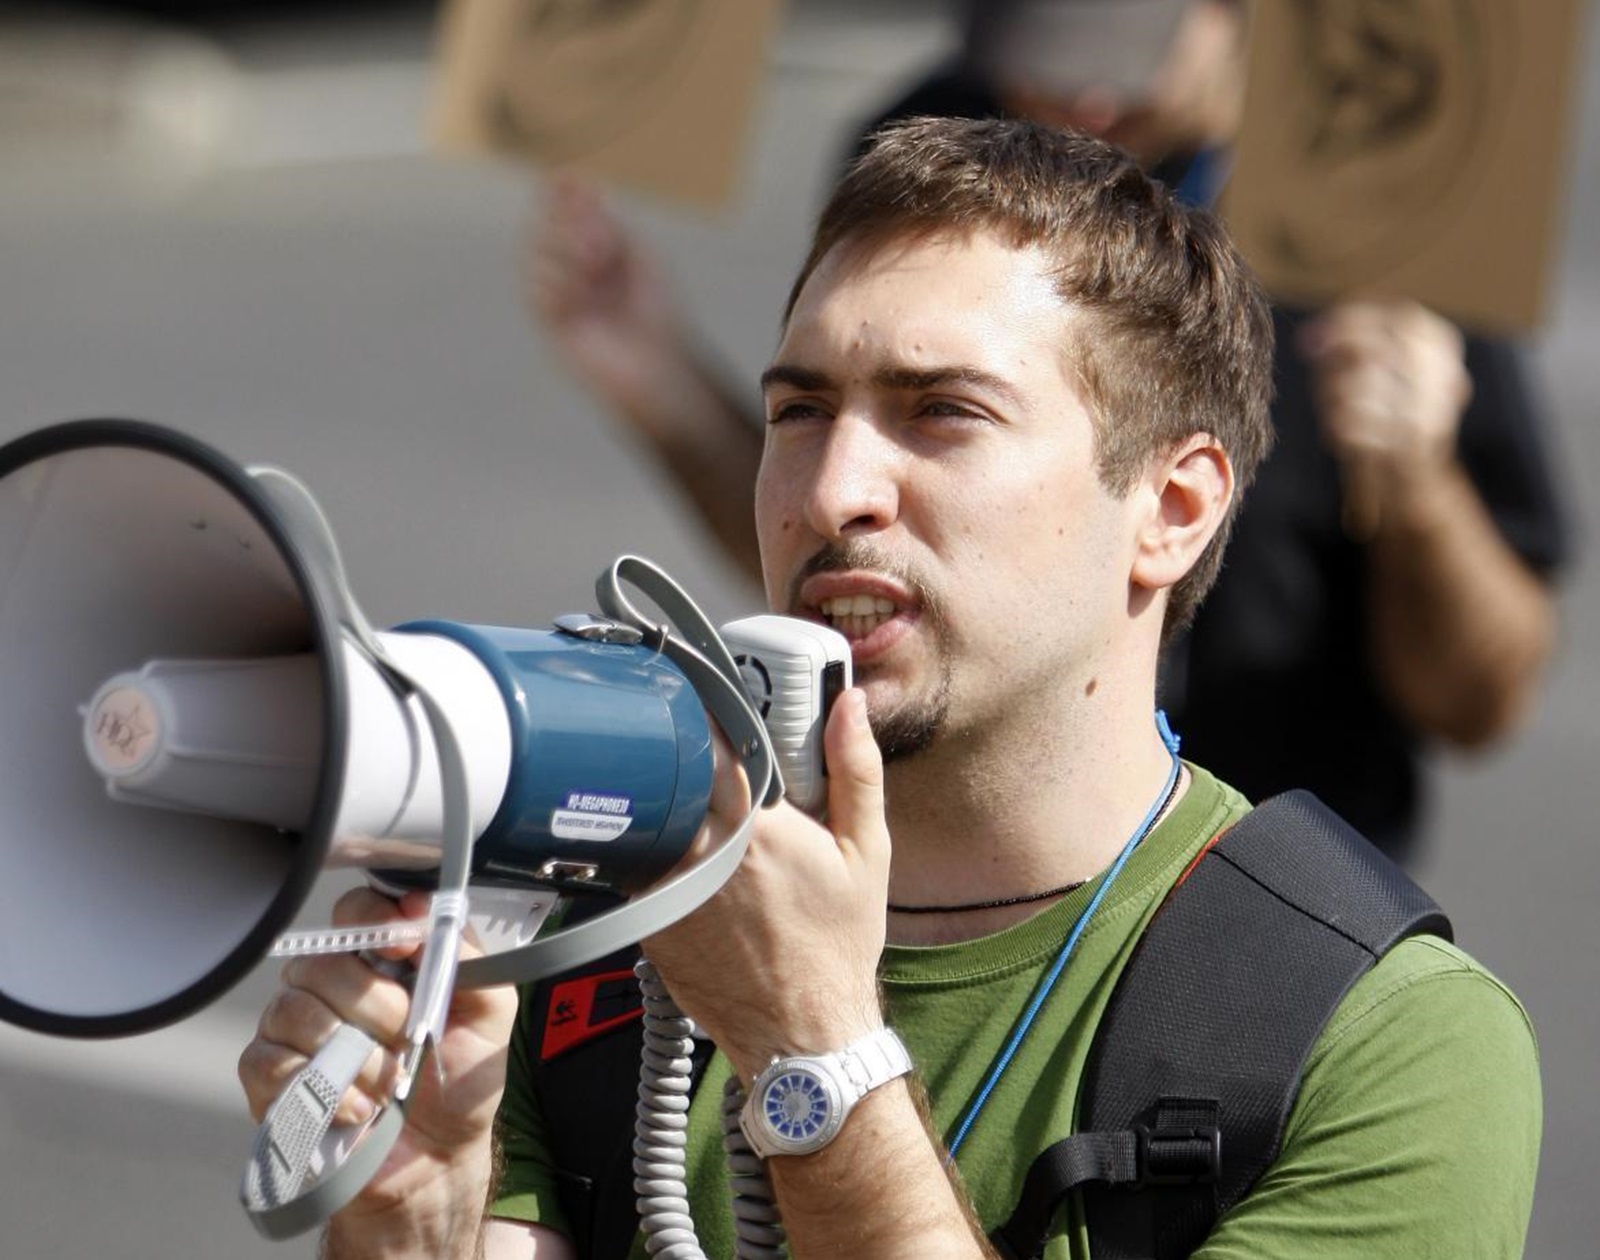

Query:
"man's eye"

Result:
[[918, 399, 986, 424], [768, 399, 829, 424]]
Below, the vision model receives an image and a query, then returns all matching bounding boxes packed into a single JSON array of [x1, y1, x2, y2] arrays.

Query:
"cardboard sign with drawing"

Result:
[[1224, 0, 1591, 333], [431, 0, 784, 209]]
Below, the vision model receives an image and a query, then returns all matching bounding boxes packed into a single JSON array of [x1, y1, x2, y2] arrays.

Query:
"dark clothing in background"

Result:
[[852, 67, 1574, 861], [1167, 309, 1571, 861]]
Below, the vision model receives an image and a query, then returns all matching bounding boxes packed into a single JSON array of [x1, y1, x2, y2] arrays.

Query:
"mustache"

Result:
[[785, 542, 940, 621]]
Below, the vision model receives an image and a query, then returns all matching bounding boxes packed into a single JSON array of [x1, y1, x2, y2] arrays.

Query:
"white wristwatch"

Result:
[[738, 1027, 913, 1158]]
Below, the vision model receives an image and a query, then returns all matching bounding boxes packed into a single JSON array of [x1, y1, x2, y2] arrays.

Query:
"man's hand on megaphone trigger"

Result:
[[238, 887, 516, 1140], [239, 887, 413, 1128], [645, 688, 891, 1082]]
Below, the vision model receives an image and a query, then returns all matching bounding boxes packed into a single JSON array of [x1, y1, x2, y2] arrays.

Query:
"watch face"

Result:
[[759, 1065, 840, 1151]]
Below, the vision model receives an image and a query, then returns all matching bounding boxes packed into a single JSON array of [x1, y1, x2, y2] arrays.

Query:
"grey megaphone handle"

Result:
[[240, 1024, 408, 1239]]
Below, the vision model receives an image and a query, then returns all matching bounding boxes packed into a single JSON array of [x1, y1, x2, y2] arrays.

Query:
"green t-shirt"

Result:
[[494, 765, 1541, 1257]]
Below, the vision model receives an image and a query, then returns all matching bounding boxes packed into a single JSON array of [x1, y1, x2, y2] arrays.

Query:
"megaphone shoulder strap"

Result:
[[599, 553, 782, 809], [250, 465, 476, 1076]]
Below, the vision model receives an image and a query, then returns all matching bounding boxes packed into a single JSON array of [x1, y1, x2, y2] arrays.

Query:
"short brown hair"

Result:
[[782, 115, 1274, 639]]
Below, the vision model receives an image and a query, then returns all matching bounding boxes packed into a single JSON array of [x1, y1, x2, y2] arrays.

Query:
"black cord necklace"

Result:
[[888, 763, 1187, 916], [887, 879, 1089, 915]]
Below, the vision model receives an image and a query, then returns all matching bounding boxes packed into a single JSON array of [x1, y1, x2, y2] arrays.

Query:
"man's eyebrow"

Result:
[[760, 363, 833, 394], [871, 365, 1022, 405], [759, 362, 1022, 406]]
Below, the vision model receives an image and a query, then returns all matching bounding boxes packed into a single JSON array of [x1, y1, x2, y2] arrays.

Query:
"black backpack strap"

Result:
[[520, 900, 715, 1260], [989, 791, 1451, 1260]]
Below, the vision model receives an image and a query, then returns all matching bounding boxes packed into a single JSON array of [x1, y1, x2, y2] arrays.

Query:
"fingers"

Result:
[[238, 887, 419, 1125], [1297, 298, 1404, 359], [1298, 299, 1471, 466], [1300, 303, 1410, 412], [239, 982, 400, 1126], [822, 689, 888, 871], [331, 883, 418, 930], [526, 174, 628, 321], [1299, 300, 1468, 399]]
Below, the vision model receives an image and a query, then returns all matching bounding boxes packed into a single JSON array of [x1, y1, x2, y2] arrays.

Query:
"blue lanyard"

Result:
[[945, 712, 1184, 1159]]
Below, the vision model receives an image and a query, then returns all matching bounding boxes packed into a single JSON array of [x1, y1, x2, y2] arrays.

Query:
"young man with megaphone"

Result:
[[239, 116, 1540, 1259]]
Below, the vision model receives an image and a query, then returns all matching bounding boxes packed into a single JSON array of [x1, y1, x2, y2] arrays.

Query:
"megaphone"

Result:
[[0, 417, 858, 1246], [0, 420, 851, 1210]]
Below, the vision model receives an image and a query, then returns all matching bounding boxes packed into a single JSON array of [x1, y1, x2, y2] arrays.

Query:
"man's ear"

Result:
[[1130, 433, 1234, 594]]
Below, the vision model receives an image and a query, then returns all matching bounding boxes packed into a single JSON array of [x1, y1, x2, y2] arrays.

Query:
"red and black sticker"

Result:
[[539, 968, 644, 1061]]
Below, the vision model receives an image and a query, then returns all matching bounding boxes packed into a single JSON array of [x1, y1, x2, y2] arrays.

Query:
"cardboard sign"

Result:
[[431, 0, 784, 208], [1222, 0, 1590, 333]]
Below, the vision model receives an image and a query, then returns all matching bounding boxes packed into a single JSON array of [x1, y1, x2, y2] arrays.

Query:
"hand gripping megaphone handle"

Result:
[[241, 1024, 407, 1238]]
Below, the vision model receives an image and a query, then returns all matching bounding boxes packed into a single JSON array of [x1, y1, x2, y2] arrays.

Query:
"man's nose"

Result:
[[803, 414, 900, 541]]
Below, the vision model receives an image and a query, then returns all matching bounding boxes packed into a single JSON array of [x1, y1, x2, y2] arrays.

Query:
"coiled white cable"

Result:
[[634, 958, 785, 1259], [720, 1080, 786, 1258]]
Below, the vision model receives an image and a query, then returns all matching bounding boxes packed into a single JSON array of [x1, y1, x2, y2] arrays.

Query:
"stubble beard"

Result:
[[869, 662, 952, 763]]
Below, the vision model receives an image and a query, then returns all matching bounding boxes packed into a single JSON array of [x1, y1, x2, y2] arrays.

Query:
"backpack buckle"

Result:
[[1135, 1122, 1221, 1188]]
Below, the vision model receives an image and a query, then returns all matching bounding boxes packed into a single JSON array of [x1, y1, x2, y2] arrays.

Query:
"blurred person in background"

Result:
[[526, 0, 1571, 863]]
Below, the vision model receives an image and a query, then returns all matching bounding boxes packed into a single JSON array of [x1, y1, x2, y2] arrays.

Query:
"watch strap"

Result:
[[833, 1026, 913, 1098]]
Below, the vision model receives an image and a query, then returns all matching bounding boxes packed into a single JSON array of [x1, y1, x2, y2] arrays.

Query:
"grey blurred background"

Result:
[[0, 1, 1594, 1256]]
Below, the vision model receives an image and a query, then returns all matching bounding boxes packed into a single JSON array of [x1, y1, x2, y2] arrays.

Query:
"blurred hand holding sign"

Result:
[[1224, 0, 1591, 333], [431, 0, 784, 208]]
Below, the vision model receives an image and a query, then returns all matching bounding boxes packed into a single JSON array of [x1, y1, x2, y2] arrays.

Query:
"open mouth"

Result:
[[818, 594, 897, 641]]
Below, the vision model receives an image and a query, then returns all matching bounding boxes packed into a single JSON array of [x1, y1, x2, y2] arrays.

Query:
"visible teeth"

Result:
[[818, 596, 896, 639], [821, 596, 894, 617]]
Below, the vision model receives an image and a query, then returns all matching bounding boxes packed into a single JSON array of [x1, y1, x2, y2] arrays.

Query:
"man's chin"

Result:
[[854, 652, 951, 764], [866, 701, 947, 764]]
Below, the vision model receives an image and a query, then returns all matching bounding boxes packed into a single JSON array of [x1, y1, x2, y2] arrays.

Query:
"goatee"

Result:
[[870, 682, 950, 763]]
